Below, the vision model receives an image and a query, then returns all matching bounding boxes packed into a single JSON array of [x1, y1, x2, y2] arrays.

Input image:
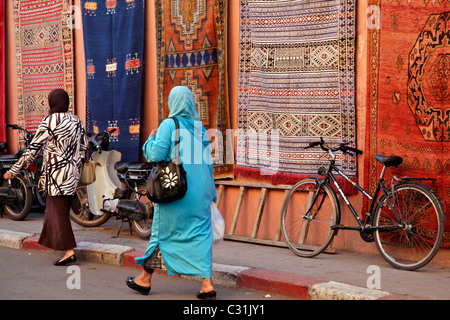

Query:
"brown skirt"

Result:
[[38, 195, 76, 251]]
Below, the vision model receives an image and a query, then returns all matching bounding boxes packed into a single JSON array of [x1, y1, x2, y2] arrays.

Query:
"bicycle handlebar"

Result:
[[6, 124, 21, 130], [305, 137, 363, 155], [6, 123, 33, 146], [6, 124, 30, 134]]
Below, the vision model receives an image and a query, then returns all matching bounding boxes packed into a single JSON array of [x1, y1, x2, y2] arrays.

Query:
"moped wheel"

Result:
[[69, 186, 110, 227], [34, 189, 47, 209], [2, 175, 33, 221], [129, 184, 153, 238]]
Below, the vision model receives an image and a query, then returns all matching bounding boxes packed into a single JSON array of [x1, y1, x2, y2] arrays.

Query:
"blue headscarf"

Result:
[[168, 86, 199, 120], [166, 86, 210, 149]]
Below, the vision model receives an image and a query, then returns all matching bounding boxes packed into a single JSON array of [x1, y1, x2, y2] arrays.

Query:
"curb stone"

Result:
[[0, 230, 409, 300], [75, 241, 134, 266], [237, 268, 323, 300], [212, 263, 251, 288], [308, 281, 391, 300], [0, 229, 34, 249]]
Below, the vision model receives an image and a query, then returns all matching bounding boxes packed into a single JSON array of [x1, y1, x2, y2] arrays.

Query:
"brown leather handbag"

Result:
[[80, 160, 97, 185]]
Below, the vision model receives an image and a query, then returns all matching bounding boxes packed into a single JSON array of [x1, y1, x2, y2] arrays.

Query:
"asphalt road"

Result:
[[2, 211, 450, 300], [0, 246, 288, 301]]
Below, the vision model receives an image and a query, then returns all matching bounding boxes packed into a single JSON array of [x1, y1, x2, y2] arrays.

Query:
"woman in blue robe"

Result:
[[126, 86, 217, 299]]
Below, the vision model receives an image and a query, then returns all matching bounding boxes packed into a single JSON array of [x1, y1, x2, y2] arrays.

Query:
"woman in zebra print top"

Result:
[[4, 89, 88, 265]]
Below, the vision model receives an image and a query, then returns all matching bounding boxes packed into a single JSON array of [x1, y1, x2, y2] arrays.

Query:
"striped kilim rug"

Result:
[[236, 0, 357, 192], [155, 0, 233, 179], [13, 0, 75, 135]]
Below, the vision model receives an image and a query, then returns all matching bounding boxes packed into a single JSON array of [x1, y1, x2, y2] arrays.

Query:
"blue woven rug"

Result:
[[82, 0, 144, 161]]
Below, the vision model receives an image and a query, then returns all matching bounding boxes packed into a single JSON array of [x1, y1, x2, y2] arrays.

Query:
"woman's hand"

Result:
[[3, 171, 13, 180], [149, 129, 157, 139]]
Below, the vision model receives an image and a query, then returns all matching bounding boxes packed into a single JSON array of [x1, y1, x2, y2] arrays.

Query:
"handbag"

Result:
[[211, 202, 225, 243], [146, 117, 187, 203], [80, 160, 97, 185]]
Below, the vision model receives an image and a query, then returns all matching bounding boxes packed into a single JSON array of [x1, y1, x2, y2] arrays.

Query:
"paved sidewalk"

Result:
[[1, 212, 449, 300]]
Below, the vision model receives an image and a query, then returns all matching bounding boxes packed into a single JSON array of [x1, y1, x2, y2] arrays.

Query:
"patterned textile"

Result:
[[13, 0, 75, 135], [367, 0, 450, 247], [0, 0, 5, 143], [155, 0, 233, 179], [143, 246, 166, 271], [236, 0, 357, 192], [9, 113, 88, 196], [82, 0, 144, 162]]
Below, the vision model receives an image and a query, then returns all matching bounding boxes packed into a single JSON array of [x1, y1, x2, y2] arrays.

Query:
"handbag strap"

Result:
[[169, 117, 181, 157]]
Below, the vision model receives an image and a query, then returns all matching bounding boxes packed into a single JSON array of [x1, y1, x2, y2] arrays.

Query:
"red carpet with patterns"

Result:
[[13, 0, 74, 136], [155, 0, 233, 179], [0, 0, 5, 143], [367, 0, 450, 247]]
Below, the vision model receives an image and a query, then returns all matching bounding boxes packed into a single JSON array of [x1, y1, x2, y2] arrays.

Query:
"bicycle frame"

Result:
[[282, 138, 445, 269], [316, 149, 401, 233]]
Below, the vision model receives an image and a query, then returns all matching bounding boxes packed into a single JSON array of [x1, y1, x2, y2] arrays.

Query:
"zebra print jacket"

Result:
[[9, 112, 88, 196]]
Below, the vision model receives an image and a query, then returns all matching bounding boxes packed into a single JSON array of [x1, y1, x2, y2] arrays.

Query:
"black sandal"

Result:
[[53, 254, 76, 266], [126, 276, 151, 295], [196, 290, 217, 300]]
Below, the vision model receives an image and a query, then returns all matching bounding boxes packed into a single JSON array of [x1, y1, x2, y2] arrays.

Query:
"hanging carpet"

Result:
[[367, 0, 450, 247], [235, 0, 358, 193], [0, 0, 5, 143], [82, 0, 144, 162], [13, 0, 75, 135], [155, 0, 233, 179]]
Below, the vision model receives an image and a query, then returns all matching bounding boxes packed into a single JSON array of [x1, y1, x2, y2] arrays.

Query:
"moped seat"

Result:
[[0, 154, 19, 160], [128, 162, 153, 171], [374, 155, 403, 167], [114, 161, 135, 173], [114, 161, 152, 173]]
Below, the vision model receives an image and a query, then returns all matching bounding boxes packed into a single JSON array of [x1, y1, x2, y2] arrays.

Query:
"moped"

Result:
[[69, 129, 153, 238], [0, 124, 41, 220]]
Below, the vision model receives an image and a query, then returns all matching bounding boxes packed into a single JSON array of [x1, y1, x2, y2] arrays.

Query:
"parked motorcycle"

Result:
[[0, 124, 40, 220], [69, 129, 153, 238]]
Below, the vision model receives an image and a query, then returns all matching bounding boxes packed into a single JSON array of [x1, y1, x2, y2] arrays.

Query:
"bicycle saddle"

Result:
[[374, 155, 403, 167]]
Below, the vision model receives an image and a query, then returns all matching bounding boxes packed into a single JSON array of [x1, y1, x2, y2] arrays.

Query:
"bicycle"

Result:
[[280, 137, 445, 271]]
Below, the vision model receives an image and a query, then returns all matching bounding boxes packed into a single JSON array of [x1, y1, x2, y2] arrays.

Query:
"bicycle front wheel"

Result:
[[2, 175, 33, 221], [281, 178, 339, 258], [373, 182, 444, 270]]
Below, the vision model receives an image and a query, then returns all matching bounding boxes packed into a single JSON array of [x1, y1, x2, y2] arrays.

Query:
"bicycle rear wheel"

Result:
[[281, 178, 339, 258], [373, 182, 444, 270]]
